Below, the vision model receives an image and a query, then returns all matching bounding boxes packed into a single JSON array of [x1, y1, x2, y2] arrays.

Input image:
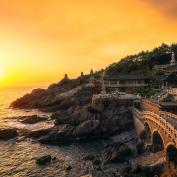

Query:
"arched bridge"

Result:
[[132, 107, 177, 164]]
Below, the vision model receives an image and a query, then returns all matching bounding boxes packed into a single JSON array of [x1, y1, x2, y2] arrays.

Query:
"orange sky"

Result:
[[0, 0, 177, 87]]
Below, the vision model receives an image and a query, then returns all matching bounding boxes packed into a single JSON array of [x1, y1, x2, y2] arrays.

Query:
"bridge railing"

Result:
[[132, 107, 177, 145], [160, 111, 177, 123], [143, 111, 177, 145]]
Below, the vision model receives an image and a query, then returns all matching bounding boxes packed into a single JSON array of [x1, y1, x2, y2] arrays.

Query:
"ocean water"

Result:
[[0, 87, 104, 177]]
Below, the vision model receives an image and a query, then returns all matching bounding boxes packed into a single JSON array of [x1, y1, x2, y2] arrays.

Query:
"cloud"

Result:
[[147, 0, 177, 18]]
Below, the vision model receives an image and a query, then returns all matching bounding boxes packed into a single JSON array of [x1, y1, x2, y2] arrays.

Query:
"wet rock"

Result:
[[83, 154, 95, 161], [0, 128, 18, 140], [36, 155, 52, 165], [74, 120, 100, 137], [52, 157, 57, 161], [66, 164, 72, 171], [51, 111, 70, 125], [134, 162, 165, 177], [93, 159, 101, 166], [103, 143, 132, 163], [27, 128, 52, 139], [21, 115, 48, 124], [39, 125, 75, 145]]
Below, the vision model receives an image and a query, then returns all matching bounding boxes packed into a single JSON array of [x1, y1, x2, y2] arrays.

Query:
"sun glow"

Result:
[[0, 68, 5, 81], [0, 1, 176, 88]]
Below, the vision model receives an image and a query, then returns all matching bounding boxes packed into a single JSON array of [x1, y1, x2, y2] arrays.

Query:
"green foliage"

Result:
[[136, 80, 163, 98], [107, 43, 177, 75]]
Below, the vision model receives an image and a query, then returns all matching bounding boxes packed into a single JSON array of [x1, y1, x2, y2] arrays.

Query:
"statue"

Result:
[[101, 70, 106, 94], [81, 71, 84, 77], [89, 69, 94, 83], [64, 74, 68, 79], [170, 52, 177, 66]]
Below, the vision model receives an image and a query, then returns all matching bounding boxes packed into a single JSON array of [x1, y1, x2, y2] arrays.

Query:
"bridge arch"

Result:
[[166, 144, 177, 165], [152, 130, 164, 153], [144, 122, 152, 143]]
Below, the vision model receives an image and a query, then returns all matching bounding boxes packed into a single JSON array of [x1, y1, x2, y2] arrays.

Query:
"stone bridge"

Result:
[[132, 107, 177, 164]]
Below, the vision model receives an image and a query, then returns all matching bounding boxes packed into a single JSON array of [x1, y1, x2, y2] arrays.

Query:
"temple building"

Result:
[[154, 52, 177, 88], [103, 74, 150, 92]]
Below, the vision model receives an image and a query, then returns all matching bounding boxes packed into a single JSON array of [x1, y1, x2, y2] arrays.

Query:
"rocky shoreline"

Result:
[[3, 77, 176, 176]]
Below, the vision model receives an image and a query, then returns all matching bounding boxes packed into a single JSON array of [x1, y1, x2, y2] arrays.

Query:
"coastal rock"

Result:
[[21, 115, 48, 124], [83, 154, 95, 161], [36, 100, 134, 144], [66, 164, 72, 171], [103, 143, 132, 163], [39, 125, 75, 145], [27, 128, 52, 139], [93, 159, 101, 166], [70, 106, 95, 125], [51, 111, 70, 125], [135, 162, 165, 176], [74, 120, 100, 137], [36, 155, 52, 165], [0, 128, 18, 140], [10, 76, 91, 110]]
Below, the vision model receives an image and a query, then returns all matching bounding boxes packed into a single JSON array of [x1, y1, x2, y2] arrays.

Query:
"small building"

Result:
[[103, 74, 150, 92]]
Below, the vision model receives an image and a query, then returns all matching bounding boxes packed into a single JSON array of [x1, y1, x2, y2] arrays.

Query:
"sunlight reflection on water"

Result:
[[0, 87, 53, 130], [0, 87, 104, 177]]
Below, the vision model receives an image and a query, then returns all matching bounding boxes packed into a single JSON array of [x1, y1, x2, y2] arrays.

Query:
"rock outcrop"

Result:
[[36, 155, 52, 165], [10, 75, 134, 145], [36, 99, 134, 145], [20, 115, 48, 124], [0, 128, 18, 140], [10, 75, 91, 110]]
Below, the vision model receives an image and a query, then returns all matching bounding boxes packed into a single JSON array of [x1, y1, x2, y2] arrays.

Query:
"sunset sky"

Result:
[[0, 0, 177, 87]]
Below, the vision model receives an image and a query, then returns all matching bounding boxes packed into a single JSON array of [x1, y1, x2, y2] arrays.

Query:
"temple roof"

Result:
[[154, 73, 177, 81], [104, 74, 149, 80]]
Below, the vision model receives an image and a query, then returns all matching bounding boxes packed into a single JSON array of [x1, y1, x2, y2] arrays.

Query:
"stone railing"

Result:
[[160, 111, 177, 124], [143, 111, 177, 145], [132, 107, 177, 146]]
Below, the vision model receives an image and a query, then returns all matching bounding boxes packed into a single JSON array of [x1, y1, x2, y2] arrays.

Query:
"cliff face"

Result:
[[10, 73, 134, 144], [35, 99, 134, 145], [10, 75, 91, 110]]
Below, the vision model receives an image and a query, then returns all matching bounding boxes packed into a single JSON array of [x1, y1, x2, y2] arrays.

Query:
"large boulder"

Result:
[[103, 143, 132, 163], [36, 155, 52, 165], [27, 128, 52, 139], [74, 120, 100, 137], [39, 124, 75, 145], [20, 115, 48, 124], [51, 111, 70, 125], [0, 129, 18, 140]]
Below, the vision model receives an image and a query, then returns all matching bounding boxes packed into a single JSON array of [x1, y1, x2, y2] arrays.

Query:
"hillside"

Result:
[[106, 43, 177, 75], [11, 43, 177, 110]]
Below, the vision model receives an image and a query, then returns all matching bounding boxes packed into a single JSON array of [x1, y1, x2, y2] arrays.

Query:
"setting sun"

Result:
[[0, 0, 177, 88]]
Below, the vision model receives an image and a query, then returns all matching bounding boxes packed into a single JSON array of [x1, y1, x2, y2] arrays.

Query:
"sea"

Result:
[[0, 87, 104, 177]]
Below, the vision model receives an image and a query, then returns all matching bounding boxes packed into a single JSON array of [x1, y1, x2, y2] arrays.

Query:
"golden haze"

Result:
[[0, 0, 177, 87]]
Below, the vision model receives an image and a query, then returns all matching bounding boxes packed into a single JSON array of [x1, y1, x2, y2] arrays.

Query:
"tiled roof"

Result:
[[104, 74, 149, 80]]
